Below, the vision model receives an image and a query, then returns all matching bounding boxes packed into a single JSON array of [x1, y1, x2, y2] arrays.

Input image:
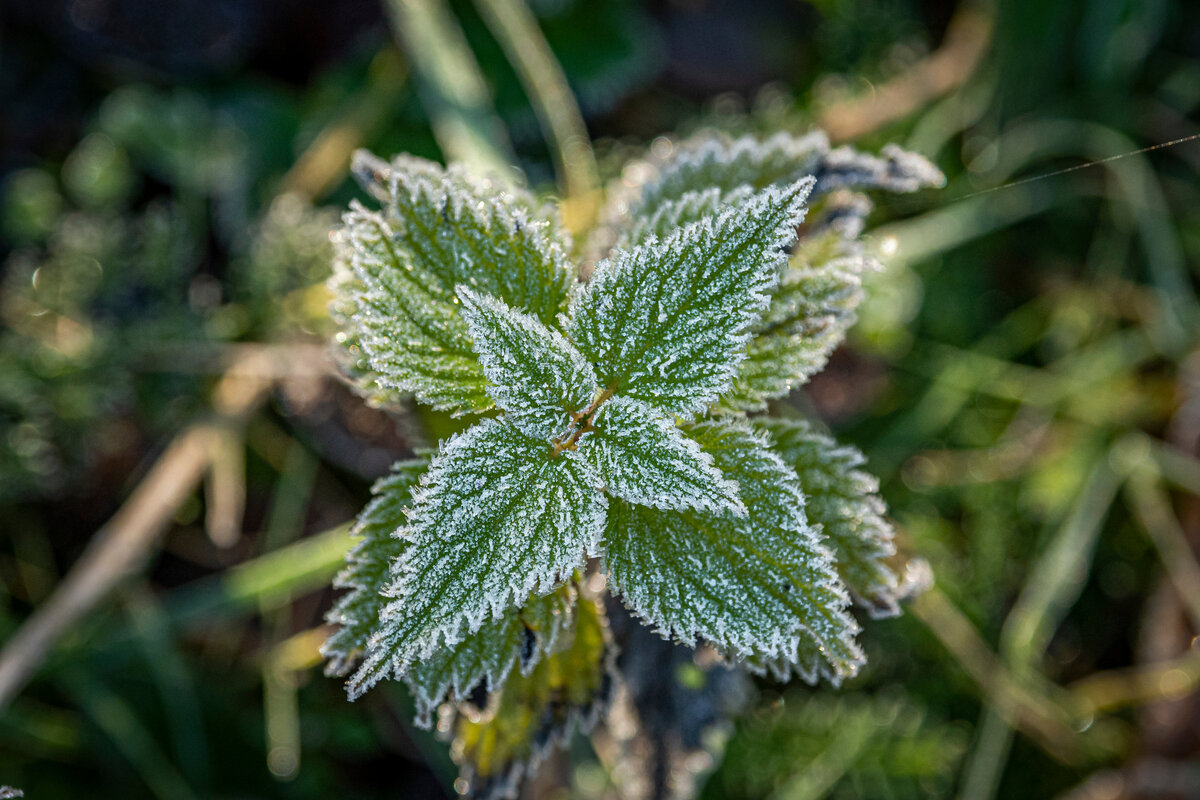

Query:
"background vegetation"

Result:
[[1, 0, 1199, 797]]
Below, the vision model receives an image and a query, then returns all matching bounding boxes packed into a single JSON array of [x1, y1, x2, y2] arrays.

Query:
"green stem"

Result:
[[168, 525, 352, 626]]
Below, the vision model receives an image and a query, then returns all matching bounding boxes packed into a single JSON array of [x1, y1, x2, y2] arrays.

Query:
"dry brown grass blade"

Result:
[[0, 424, 216, 710], [1069, 648, 1200, 715], [0, 345, 330, 710], [911, 587, 1083, 763], [818, 3, 993, 143]]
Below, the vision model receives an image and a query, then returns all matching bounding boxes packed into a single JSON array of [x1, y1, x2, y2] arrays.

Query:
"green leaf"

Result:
[[322, 458, 427, 676], [405, 583, 577, 728], [629, 131, 942, 224], [327, 243, 407, 409], [721, 232, 869, 411], [452, 592, 613, 800], [339, 204, 490, 413], [758, 417, 901, 617], [348, 418, 607, 698], [613, 184, 754, 251], [748, 633, 853, 686], [631, 132, 829, 222], [457, 287, 598, 439], [593, 133, 940, 412], [568, 180, 812, 417], [603, 420, 863, 679], [334, 151, 575, 415], [352, 151, 572, 325], [579, 394, 743, 514], [590, 132, 942, 273]]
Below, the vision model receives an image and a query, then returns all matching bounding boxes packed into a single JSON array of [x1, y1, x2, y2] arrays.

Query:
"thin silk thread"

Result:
[[946, 132, 1200, 202]]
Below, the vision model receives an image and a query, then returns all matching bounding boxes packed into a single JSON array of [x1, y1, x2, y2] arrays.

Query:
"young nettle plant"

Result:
[[323, 131, 942, 797]]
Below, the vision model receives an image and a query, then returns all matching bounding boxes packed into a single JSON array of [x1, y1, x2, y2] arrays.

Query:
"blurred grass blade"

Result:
[[1001, 457, 1121, 666], [279, 48, 409, 200], [1126, 471, 1200, 631], [125, 586, 210, 789], [473, 0, 600, 232], [385, 0, 515, 177], [168, 524, 352, 626], [960, 457, 1121, 799], [204, 423, 245, 549], [258, 437, 319, 781], [58, 668, 199, 800], [910, 587, 1080, 763], [767, 713, 875, 800]]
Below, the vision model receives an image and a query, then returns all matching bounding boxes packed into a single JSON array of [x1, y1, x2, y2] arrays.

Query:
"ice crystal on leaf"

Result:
[[347, 418, 607, 698], [568, 180, 812, 417], [580, 395, 743, 515], [332, 151, 574, 414], [613, 184, 755, 251], [322, 459, 426, 677], [624, 130, 942, 227], [406, 583, 578, 728], [759, 417, 902, 618], [324, 131, 939, 799], [456, 286, 598, 439], [721, 231, 870, 411], [603, 421, 863, 677]]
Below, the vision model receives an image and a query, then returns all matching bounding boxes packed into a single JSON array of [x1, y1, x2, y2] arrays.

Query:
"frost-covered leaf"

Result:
[[613, 185, 755, 251], [348, 418, 607, 698], [631, 132, 829, 221], [759, 417, 902, 617], [721, 233, 870, 411], [327, 244, 407, 410], [351, 151, 572, 325], [569, 181, 811, 417], [591, 133, 940, 411], [589, 131, 942, 267], [322, 458, 427, 676], [406, 583, 577, 728], [333, 151, 574, 415], [629, 131, 942, 224], [746, 631, 851, 686], [452, 592, 613, 800], [339, 204, 490, 413], [815, 141, 946, 195], [457, 287, 598, 439], [579, 395, 742, 514], [806, 188, 876, 241], [603, 420, 863, 678]]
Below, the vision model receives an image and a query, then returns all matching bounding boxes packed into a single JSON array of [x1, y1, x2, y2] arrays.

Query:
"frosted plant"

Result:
[[323, 131, 942, 799]]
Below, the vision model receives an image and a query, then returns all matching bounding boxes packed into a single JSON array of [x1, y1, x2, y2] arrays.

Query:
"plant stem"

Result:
[[551, 386, 615, 457]]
